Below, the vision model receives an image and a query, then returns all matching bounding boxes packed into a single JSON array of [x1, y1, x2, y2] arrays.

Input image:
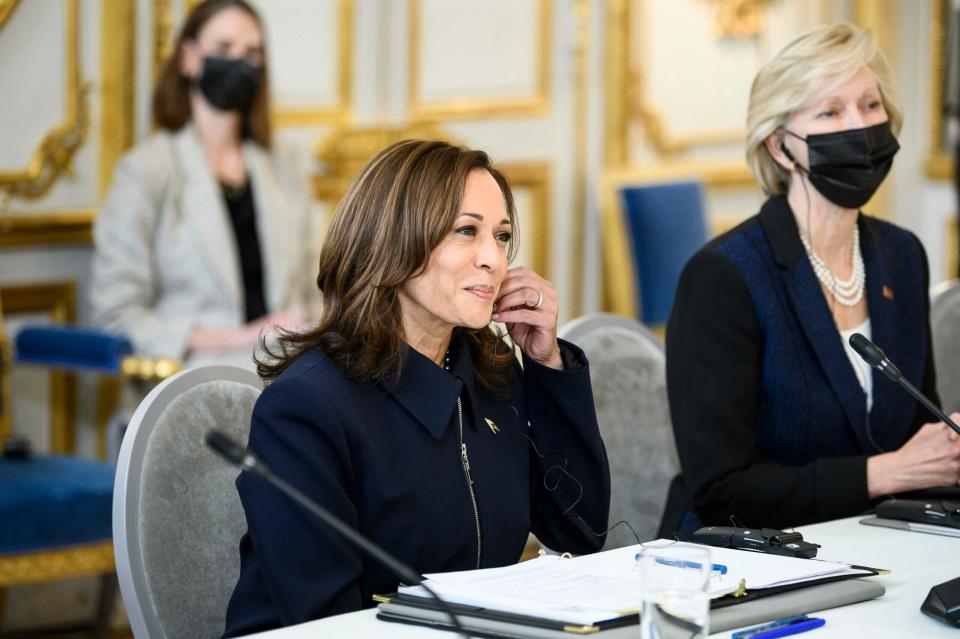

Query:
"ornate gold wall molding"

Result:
[[0, 209, 94, 248], [703, 0, 771, 39], [0, 282, 77, 454], [0, 0, 19, 30], [273, 0, 353, 127], [312, 124, 553, 278], [152, 0, 175, 82], [0, 0, 90, 204], [153, 0, 353, 127], [604, 0, 745, 163], [313, 122, 454, 203], [605, 0, 630, 166], [570, 0, 589, 315], [499, 162, 552, 279], [99, 0, 136, 197], [408, 0, 552, 120], [926, 0, 954, 180]]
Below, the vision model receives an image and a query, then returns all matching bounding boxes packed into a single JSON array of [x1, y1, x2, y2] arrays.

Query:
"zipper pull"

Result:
[[461, 443, 473, 484]]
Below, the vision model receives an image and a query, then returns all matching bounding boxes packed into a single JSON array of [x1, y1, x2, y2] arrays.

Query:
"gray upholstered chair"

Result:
[[932, 279, 960, 414], [559, 313, 677, 548], [113, 365, 262, 639]]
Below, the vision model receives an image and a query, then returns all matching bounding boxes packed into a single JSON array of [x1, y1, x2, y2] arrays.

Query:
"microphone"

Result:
[[204, 430, 467, 637], [849, 333, 960, 437], [848, 334, 960, 627]]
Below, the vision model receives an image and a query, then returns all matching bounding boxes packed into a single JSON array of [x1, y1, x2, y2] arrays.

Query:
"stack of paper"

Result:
[[397, 540, 873, 626]]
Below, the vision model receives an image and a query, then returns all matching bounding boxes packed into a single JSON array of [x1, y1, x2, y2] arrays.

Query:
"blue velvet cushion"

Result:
[[0, 456, 114, 554], [15, 326, 132, 374], [620, 182, 708, 324]]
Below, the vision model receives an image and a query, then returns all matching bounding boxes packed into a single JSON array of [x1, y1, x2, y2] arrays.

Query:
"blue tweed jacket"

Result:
[[665, 195, 939, 530]]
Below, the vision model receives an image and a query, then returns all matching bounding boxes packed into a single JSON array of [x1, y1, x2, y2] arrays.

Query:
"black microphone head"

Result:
[[849, 332, 886, 368], [204, 430, 247, 467]]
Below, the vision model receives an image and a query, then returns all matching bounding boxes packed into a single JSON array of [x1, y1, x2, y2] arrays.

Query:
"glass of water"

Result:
[[638, 543, 712, 639]]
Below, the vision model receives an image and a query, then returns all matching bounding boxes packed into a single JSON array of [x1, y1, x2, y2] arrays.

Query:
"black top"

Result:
[[223, 333, 611, 636], [222, 180, 267, 322], [664, 196, 938, 531]]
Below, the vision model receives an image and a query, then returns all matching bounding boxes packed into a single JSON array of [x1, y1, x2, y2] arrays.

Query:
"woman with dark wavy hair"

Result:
[[223, 139, 611, 635]]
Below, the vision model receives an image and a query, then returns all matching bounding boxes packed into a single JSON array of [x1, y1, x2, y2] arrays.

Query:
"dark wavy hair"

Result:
[[152, 0, 271, 147], [258, 139, 519, 396]]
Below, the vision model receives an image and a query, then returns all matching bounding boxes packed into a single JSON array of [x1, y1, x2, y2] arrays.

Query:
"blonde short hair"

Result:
[[745, 23, 903, 196]]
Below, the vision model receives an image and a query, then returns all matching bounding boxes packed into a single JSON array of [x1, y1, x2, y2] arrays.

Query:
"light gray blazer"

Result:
[[91, 125, 314, 362]]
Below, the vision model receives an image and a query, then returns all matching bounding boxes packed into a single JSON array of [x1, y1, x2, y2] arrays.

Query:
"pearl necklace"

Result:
[[799, 226, 865, 307]]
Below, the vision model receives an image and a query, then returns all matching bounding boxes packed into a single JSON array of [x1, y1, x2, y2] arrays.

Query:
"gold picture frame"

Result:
[[0, 0, 90, 203], [408, 0, 552, 120]]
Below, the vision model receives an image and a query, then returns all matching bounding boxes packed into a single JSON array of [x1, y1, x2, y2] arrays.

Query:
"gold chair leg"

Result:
[[50, 371, 77, 454], [0, 586, 7, 630], [95, 377, 123, 461]]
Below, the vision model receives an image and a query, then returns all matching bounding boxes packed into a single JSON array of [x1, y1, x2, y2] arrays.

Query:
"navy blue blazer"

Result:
[[223, 333, 610, 636], [665, 195, 939, 530]]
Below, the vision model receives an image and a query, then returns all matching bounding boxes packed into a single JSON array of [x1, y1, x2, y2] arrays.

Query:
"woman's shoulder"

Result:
[[862, 215, 924, 254], [257, 347, 369, 413]]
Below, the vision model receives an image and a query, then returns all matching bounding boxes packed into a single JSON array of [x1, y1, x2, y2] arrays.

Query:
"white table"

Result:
[[249, 516, 960, 638]]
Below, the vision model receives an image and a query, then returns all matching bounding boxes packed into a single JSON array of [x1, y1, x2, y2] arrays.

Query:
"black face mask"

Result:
[[195, 56, 263, 112], [780, 121, 900, 209]]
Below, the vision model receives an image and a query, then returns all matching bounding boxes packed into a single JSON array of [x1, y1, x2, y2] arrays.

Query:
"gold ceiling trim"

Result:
[[408, 0, 552, 120], [0, 0, 90, 204], [0, 0, 20, 31], [925, 0, 953, 180], [0, 281, 77, 454]]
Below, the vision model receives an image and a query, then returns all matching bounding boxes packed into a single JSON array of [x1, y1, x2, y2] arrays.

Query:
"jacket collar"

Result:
[[173, 124, 296, 314], [380, 330, 485, 441], [762, 195, 899, 449]]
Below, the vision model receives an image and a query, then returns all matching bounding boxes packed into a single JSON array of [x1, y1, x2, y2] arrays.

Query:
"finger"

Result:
[[498, 268, 550, 295], [492, 308, 555, 328], [495, 288, 543, 312]]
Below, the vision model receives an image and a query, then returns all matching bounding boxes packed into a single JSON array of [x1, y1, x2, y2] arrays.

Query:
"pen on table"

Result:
[[732, 615, 809, 639], [746, 617, 825, 639], [635, 553, 728, 575]]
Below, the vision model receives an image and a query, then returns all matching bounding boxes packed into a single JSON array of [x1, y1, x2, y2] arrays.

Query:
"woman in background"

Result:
[[664, 23, 960, 533], [224, 139, 610, 634], [92, 0, 312, 368]]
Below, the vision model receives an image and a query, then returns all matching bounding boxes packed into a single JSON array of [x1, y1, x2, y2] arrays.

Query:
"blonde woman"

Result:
[[663, 23, 960, 534]]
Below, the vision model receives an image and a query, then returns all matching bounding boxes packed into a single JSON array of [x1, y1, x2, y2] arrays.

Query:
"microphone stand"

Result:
[[849, 333, 960, 626], [205, 430, 469, 637]]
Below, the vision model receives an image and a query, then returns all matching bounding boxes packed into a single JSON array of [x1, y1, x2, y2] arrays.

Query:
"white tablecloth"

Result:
[[247, 515, 960, 638]]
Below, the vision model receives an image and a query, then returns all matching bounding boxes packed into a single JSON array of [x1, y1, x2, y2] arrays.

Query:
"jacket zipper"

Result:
[[456, 396, 481, 569]]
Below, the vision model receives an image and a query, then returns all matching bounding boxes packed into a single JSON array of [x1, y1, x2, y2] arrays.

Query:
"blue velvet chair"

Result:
[[0, 324, 131, 637], [0, 322, 176, 637], [619, 181, 709, 325]]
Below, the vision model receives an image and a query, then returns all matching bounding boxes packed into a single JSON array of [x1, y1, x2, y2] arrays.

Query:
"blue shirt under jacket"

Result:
[[665, 195, 939, 531], [223, 333, 611, 636]]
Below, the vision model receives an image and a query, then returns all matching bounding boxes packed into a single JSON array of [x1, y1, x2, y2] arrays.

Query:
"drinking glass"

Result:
[[638, 543, 712, 639]]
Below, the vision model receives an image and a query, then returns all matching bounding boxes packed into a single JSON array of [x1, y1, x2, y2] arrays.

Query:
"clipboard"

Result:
[[375, 572, 884, 637]]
